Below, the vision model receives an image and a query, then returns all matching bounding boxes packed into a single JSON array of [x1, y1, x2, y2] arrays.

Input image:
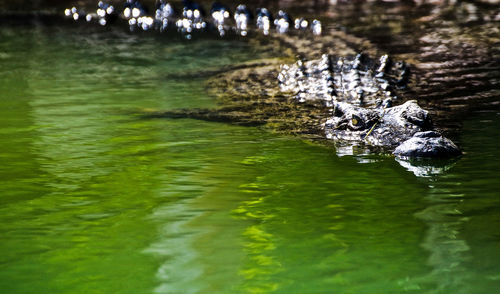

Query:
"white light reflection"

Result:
[[312, 19, 322, 35], [124, 7, 131, 18]]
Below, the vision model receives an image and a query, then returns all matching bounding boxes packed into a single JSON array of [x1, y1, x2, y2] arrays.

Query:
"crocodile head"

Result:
[[325, 100, 461, 158]]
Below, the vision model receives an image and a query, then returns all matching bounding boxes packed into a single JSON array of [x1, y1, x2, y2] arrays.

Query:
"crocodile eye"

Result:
[[351, 115, 363, 126], [349, 114, 365, 130]]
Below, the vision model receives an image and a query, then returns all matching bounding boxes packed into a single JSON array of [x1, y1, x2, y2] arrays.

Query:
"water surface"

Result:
[[1, 23, 499, 294]]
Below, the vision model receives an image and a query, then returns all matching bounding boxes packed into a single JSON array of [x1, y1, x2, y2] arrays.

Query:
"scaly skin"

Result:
[[200, 51, 461, 158], [275, 53, 459, 157]]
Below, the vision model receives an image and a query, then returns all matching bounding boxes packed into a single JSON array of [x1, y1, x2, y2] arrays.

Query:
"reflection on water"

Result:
[[1, 21, 500, 294], [415, 182, 472, 293], [396, 158, 459, 178], [416, 112, 500, 294]]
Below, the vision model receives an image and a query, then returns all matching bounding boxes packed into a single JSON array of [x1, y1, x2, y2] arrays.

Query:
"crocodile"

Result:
[[277, 54, 461, 158], [64, 0, 462, 160], [165, 52, 461, 159]]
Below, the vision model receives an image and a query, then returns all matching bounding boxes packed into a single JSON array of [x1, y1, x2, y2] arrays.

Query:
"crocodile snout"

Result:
[[393, 131, 462, 158]]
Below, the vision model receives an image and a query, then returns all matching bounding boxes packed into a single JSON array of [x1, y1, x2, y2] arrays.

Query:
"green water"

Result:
[[1, 24, 499, 294]]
